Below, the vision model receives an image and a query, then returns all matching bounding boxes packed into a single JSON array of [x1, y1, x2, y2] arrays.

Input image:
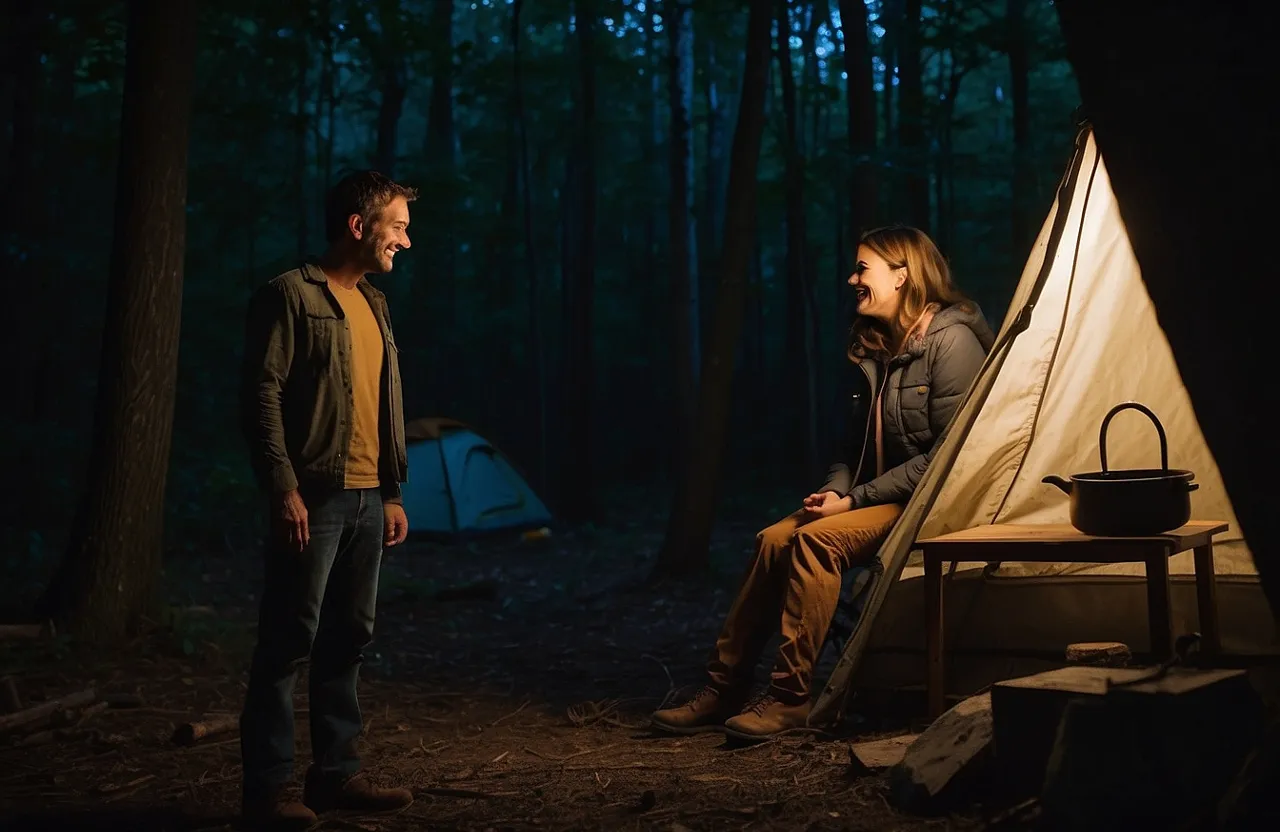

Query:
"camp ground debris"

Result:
[[400, 417, 554, 539], [813, 123, 1275, 725]]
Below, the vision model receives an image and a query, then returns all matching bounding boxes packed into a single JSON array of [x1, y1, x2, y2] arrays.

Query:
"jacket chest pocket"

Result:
[[898, 382, 931, 434], [304, 313, 343, 371]]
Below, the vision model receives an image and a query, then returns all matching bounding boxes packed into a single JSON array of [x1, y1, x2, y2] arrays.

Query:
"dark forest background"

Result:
[[0, 0, 1079, 602]]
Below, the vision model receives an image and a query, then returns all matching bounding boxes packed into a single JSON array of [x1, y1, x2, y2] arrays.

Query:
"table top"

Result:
[[917, 521, 1228, 561]]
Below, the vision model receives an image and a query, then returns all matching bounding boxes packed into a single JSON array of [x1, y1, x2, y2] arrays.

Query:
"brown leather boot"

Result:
[[722, 694, 810, 741], [242, 786, 318, 831], [303, 769, 414, 814], [650, 685, 746, 735]]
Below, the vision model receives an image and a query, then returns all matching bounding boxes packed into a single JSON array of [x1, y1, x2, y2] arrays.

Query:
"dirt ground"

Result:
[[0, 497, 988, 831]]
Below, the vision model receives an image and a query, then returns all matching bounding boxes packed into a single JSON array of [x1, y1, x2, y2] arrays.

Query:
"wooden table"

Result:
[[916, 521, 1228, 719]]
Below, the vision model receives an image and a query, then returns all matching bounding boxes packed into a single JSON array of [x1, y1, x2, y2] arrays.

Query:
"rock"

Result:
[[888, 693, 992, 813]]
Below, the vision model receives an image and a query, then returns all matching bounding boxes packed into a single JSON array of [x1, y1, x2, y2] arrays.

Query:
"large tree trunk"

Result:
[[667, 0, 700, 462], [652, 0, 773, 578], [1054, 1, 1280, 823], [561, 0, 598, 522], [42, 0, 196, 641], [897, 0, 928, 229], [1006, 0, 1033, 256], [776, 0, 816, 482], [1054, 0, 1280, 615]]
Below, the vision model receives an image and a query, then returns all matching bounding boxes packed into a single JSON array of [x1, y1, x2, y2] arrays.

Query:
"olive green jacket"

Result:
[[239, 262, 407, 504]]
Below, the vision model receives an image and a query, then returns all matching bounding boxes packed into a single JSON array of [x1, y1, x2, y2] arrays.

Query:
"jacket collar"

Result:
[[300, 261, 386, 300]]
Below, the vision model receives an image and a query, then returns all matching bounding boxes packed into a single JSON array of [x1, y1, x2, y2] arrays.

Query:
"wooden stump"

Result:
[[1065, 641, 1132, 667]]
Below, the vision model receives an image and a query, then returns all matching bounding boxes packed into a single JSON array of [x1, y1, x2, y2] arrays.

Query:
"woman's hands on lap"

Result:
[[800, 491, 853, 523]]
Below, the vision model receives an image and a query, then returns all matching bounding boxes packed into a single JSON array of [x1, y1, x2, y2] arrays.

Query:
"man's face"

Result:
[[357, 196, 411, 273]]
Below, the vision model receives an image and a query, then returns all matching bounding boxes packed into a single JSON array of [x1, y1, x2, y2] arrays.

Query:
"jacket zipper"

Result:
[[848, 360, 885, 492]]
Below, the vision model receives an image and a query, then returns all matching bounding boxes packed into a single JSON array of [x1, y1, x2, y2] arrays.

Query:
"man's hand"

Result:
[[800, 491, 851, 522], [273, 489, 309, 552], [384, 503, 409, 547]]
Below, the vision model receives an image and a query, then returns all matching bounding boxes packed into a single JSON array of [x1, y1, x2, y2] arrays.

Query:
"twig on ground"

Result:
[[491, 699, 530, 727], [522, 742, 621, 763], [641, 654, 677, 708]]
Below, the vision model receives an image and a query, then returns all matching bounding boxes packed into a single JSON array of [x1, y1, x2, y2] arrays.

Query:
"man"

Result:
[[238, 170, 416, 828]]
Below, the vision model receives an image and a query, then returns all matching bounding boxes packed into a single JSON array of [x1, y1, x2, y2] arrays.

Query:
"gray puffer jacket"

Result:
[[820, 301, 995, 508]]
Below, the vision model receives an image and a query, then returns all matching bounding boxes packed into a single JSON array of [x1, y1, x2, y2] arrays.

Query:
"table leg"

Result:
[[1193, 543, 1222, 655], [1145, 550, 1174, 661], [924, 551, 944, 719]]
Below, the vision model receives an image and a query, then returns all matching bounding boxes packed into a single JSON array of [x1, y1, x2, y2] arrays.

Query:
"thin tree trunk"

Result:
[[425, 0, 456, 317], [897, 0, 928, 228], [652, 0, 773, 578], [512, 0, 546, 490], [42, 0, 196, 641], [667, 0, 700, 461], [320, 0, 336, 195], [562, 0, 598, 522], [1007, 0, 1033, 255], [295, 36, 310, 258], [777, 0, 815, 482]]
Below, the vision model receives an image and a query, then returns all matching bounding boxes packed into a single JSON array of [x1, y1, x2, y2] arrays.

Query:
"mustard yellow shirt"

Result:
[[329, 282, 384, 489]]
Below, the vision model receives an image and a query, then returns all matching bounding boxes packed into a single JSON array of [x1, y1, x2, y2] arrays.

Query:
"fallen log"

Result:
[[172, 713, 239, 746], [0, 689, 96, 736], [0, 624, 47, 640]]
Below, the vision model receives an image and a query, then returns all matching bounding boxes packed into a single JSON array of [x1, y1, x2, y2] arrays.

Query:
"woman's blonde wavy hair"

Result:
[[847, 225, 969, 362]]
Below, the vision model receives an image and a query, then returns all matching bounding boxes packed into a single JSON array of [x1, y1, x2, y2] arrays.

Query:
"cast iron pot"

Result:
[[1042, 402, 1198, 536]]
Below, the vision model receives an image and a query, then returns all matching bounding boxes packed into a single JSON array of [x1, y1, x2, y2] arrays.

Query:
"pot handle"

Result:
[[1099, 402, 1169, 473]]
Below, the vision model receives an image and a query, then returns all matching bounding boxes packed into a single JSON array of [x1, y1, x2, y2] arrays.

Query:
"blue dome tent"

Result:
[[400, 417, 552, 539]]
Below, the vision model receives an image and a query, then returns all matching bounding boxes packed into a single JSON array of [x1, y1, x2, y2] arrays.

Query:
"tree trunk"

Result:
[[512, 0, 547, 490], [294, 35, 310, 259], [1054, 0, 1280, 614], [318, 0, 336, 194], [1006, 0, 1033, 256], [777, 0, 815, 482], [42, 0, 196, 641], [837, 0, 876, 254], [667, 0, 700, 461], [897, 0, 928, 229], [652, 0, 773, 578], [425, 0, 456, 316], [561, 0, 598, 522], [1053, 3, 1280, 819], [374, 61, 407, 177], [702, 35, 724, 289]]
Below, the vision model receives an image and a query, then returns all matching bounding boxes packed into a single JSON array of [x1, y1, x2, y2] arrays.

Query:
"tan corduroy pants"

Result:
[[706, 503, 903, 702]]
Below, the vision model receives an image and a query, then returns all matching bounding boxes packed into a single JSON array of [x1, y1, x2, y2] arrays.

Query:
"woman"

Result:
[[651, 225, 994, 741]]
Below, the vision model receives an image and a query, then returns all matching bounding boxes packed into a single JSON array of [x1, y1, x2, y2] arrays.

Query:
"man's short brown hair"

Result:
[[324, 170, 419, 242]]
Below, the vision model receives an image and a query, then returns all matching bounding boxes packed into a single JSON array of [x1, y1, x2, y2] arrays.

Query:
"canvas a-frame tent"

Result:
[[811, 124, 1278, 725], [399, 417, 553, 538]]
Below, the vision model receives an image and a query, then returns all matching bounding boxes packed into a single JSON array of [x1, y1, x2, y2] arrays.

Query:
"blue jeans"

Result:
[[240, 487, 383, 797]]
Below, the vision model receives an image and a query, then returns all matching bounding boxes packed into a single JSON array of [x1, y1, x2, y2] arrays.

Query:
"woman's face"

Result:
[[848, 245, 903, 322]]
